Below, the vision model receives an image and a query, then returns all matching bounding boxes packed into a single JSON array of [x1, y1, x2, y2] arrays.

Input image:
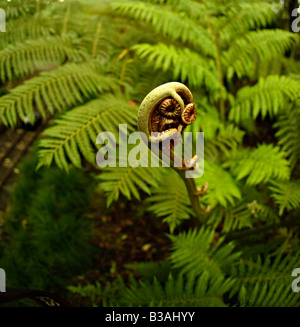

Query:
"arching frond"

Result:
[[0, 36, 87, 83], [0, 17, 53, 49], [219, 2, 281, 42], [37, 95, 137, 171], [112, 1, 215, 57], [224, 30, 297, 79], [229, 75, 300, 122], [0, 63, 117, 126], [132, 43, 220, 91]]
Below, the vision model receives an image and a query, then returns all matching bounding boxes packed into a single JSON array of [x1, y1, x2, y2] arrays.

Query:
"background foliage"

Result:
[[1, 0, 300, 307]]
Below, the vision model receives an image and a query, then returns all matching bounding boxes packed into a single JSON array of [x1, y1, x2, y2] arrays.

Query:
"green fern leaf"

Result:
[[269, 180, 300, 216], [37, 95, 137, 171], [0, 63, 117, 126], [169, 227, 241, 277], [229, 144, 290, 186], [229, 75, 300, 122], [146, 169, 195, 232]]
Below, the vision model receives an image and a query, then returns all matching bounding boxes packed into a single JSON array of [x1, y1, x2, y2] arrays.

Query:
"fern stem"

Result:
[[62, 3, 71, 35], [207, 21, 225, 120], [175, 169, 203, 222], [92, 23, 102, 59]]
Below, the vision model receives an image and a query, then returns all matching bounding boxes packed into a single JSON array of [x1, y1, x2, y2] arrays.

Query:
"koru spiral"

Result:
[[137, 82, 198, 170]]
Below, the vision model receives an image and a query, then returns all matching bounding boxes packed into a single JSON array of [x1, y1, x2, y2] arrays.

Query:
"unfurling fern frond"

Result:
[[229, 254, 300, 307], [196, 162, 241, 208], [229, 75, 300, 122], [169, 227, 240, 277], [0, 63, 117, 126], [228, 144, 290, 186], [111, 1, 215, 57], [133, 43, 220, 91], [37, 95, 137, 171], [269, 180, 300, 216], [224, 30, 296, 79], [113, 271, 235, 307], [0, 36, 87, 83], [146, 170, 194, 232]]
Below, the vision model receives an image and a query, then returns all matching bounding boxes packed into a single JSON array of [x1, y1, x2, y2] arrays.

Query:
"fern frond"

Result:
[[229, 75, 300, 122], [37, 95, 137, 171], [228, 144, 290, 186], [112, 1, 215, 57], [204, 203, 253, 233], [219, 2, 281, 42], [229, 254, 300, 307], [0, 63, 116, 126], [146, 169, 194, 232], [0, 36, 87, 83], [0, 16, 53, 49], [133, 43, 220, 91], [169, 227, 240, 277], [114, 271, 234, 307], [269, 180, 300, 216], [98, 155, 162, 207], [274, 103, 300, 168], [205, 124, 244, 160], [224, 30, 296, 79], [196, 162, 241, 208]]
